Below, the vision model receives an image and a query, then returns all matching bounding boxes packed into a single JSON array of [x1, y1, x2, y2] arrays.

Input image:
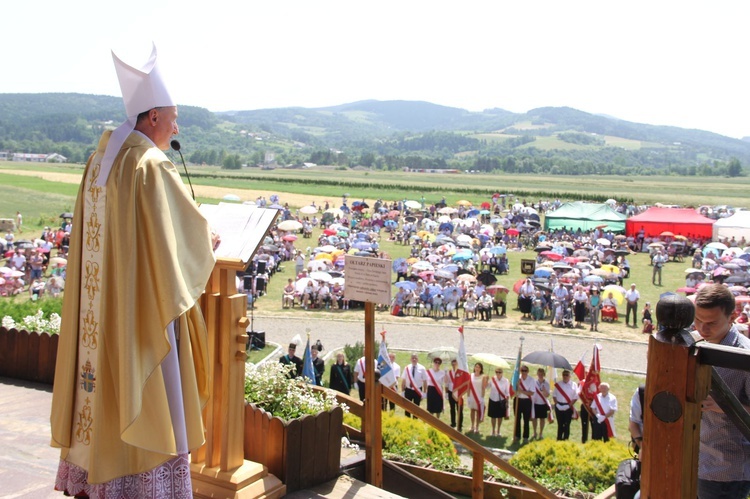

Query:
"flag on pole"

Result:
[[452, 326, 471, 401], [377, 332, 396, 388], [510, 339, 523, 396], [573, 351, 586, 382], [579, 344, 602, 405], [301, 334, 316, 384], [549, 339, 558, 390]]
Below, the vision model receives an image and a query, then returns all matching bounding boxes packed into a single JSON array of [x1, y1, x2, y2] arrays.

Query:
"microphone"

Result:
[[171, 139, 195, 201]]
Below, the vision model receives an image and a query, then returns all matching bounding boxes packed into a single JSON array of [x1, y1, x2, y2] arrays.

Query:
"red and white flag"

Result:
[[579, 344, 602, 405], [453, 326, 471, 403], [573, 352, 586, 382]]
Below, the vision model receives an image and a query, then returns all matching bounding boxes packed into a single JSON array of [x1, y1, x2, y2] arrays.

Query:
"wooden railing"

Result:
[[0, 328, 58, 384], [315, 385, 558, 499]]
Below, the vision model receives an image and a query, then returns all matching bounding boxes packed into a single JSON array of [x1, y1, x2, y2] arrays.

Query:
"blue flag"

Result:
[[377, 340, 396, 387], [511, 341, 523, 393], [301, 337, 316, 384]]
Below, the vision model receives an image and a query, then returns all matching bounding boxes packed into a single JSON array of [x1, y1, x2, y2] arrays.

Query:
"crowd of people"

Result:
[[1, 222, 69, 298]]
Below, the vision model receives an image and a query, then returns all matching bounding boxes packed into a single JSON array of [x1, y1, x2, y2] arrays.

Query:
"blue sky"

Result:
[[3, 0, 749, 138]]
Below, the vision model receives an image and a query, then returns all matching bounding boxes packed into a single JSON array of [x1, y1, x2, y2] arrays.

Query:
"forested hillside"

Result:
[[0, 93, 747, 176]]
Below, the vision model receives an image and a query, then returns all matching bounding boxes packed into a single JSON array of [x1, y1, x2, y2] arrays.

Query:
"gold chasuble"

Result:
[[50, 130, 214, 488]]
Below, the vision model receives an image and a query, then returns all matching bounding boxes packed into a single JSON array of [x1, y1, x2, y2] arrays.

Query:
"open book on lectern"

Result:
[[199, 202, 280, 264]]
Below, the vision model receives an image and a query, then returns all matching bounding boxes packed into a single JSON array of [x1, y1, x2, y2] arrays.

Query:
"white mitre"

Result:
[[97, 44, 175, 186]]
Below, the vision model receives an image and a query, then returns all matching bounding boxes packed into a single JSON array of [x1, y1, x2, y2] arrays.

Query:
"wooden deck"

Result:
[[284, 475, 406, 499]]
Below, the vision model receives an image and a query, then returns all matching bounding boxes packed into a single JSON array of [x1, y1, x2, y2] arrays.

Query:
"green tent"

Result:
[[543, 202, 626, 233]]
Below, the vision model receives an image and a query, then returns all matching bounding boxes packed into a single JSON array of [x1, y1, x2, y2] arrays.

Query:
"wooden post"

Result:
[[641, 295, 710, 499], [364, 301, 383, 487], [472, 451, 484, 499]]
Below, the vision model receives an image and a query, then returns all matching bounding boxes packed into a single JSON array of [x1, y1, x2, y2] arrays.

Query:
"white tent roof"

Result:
[[713, 210, 750, 241]]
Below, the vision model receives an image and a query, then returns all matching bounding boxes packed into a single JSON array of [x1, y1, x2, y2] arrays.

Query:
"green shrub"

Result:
[[0, 297, 64, 334], [508, 439, 630, 494], [342, 411, 459, 467], [343, 340, 379, 367]]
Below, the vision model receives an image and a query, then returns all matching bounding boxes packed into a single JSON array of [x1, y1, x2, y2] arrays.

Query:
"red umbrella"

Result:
[[513, 278, 527, 294], [540, 251, 563, 261], [387, 210, 401, 219], [736, 295, 750, 303], [676, 287, 697, 294], [282, 234, 298, 242], [563, 256, 580, 264], [323, 228, 337, 236], [486, 284, 509, 295], [507, 228, 519, 236], [481, 201, 491, 209]]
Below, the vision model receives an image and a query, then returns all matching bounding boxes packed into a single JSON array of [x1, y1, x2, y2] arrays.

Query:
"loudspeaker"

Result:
[[246, 330, 265, 350]]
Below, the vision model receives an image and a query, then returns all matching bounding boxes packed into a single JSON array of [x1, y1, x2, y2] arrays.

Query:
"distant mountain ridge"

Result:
[[0, 93, 748, 173]]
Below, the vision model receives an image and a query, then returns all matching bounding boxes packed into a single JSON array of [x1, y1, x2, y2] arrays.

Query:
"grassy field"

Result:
[[2, 161, 749, 207]]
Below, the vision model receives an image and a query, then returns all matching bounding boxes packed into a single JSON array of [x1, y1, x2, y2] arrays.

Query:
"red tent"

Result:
[[626, 207, 715, 239]]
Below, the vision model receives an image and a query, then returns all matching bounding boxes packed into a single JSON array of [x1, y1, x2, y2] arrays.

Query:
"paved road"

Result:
[[254, 314, 648, 374]]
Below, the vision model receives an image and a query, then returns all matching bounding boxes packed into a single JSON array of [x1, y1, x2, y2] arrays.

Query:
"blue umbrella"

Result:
[[392, 257, 406, 271], [442, 286, 461, 297], [467, 209, 480, 217], [479, 209, 491, 215], [583, 275, 604, 284], [395, 281, 417, 291], [490, 246, 507, 255], [384, 220, 398, 228], [452, 252, 473, 262], [356, 232, 368, 239], [428, 285, 443, 296], [353, 241, 372, 250], [441, 264, 460, 273], [490, 218, 503, 224], [534, 268, 552, 278], [477, 234, 489, 243], [439, 222, 454, 232]]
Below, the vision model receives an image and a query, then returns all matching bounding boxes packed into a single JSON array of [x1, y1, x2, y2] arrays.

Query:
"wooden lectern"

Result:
[[189, 202, 285, 498], [191, 257, 285, 498]]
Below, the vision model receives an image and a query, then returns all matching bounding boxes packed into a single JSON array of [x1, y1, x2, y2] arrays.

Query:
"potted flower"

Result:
[[244, 362, 348, 492]]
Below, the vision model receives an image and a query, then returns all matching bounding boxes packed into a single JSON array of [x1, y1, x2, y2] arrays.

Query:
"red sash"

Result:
[[358, 358, 366, 381], [556, 383, 579, 419], [593, 395, 615, 437], [491, 377, 509, 418], [535, 381, 554, 422], [491, 377, 508, 401], [405, 366, 424, 398], [468, 376, 485, 422], [426, 369, 443, 398], [448, 370, 456, 391]]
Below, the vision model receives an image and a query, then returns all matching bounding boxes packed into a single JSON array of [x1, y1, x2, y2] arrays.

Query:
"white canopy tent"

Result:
[[713, 211, 750, 241]]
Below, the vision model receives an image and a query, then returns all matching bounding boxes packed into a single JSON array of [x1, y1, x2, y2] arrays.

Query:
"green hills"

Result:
[[0, 93, 747, 176]]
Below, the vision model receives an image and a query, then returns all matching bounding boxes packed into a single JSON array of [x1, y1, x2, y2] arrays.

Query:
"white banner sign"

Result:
[[344, 255, 392, 305]]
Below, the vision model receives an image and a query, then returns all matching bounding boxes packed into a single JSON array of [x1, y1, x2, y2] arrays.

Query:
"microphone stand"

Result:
[[170, 139, 195, 201]]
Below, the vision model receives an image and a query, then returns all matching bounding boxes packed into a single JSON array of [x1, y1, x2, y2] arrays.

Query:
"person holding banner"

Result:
[[488, 367, 511, 437], [590, 382, 617, 442], [426, 358, 447, 418], [552, 370, 579, 441], [401, 353, 427, 418], [467, 363, 488, 434], [513, 365, 534, 444], [531, 368, 552, 440], [446, 359, 464, 431]]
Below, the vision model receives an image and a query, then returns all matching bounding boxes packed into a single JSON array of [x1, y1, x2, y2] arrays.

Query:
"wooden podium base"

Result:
[[191, 460, 286, 499]]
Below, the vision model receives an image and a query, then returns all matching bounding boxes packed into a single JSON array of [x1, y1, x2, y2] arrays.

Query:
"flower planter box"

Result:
[[244, 402, 343, 493], [0, 327, 58, 384]]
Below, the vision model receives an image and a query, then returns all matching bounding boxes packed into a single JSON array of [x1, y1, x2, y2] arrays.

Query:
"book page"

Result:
[[199, 203, 280, 263]]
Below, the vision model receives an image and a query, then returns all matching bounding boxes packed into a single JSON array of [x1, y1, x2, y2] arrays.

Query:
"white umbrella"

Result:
[[307, 260, 328, 271], [317, 245, 337, 253], [596, 238, 611, 246], [310, 271, 332, 282], [300, 205, 318, 215], [411, 261, 435, 271], [437, 215, 452, 223], [278, 220, 303, 231], [325, 208, 344, 218], [404, 200, 422, 209], [456, 234, 473, 243], [438, 207, 457, 215], [295, 278, 317, 293], [222, 194, 241, 202], [330, 277, 346, 286]]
